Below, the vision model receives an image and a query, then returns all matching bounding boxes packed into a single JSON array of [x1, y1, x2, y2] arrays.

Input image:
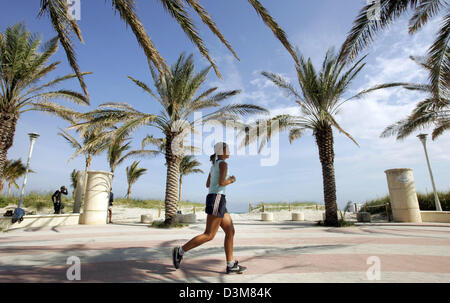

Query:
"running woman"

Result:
[[172, 142, 247, 274]]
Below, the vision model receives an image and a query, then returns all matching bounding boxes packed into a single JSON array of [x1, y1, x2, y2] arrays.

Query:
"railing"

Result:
[[359, 203, 392, 221], [249, 203, 325, 213]]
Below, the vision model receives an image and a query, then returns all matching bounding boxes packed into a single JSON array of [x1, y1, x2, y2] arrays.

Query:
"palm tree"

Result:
[[240, 47, 401, 226], [108, 137, 132, 175], [381, 56, 450, 140], [126, 161, 147, 199], [71, 53, 267, 225], [58, 126, 110, 212], [37, 0, 298, 97], [339, 0, 449, 104], [179, 155, 204, 201], [0, 23, 90, 179], [107, 134, 159, 175], [70, 169, 79, 196], [0, 159, 30, 196]]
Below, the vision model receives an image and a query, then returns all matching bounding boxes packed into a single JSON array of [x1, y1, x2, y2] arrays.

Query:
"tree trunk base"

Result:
[[163, 217, 176, 226]]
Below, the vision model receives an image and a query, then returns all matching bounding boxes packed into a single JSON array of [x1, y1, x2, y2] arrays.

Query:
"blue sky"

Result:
[[1, 1, 449, 213]]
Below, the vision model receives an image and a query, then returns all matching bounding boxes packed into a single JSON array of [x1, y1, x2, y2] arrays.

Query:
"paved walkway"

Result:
[[1, 219, 450, 283]]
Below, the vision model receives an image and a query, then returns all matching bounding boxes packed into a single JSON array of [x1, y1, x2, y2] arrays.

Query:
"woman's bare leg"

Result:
[[220, 213, 235, 262], [182, 214, 222, 252]]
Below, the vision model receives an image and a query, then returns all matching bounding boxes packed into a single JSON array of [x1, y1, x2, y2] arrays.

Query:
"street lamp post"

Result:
[[12, 133, 40, 223], [417, 134, 442, 211]]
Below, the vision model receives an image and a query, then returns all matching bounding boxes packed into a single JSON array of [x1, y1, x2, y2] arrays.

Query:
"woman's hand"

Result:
[[228, 176, 236, 184]]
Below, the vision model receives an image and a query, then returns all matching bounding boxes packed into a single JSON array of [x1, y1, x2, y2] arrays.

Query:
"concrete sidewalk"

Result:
[[1, 219, 450, 283]]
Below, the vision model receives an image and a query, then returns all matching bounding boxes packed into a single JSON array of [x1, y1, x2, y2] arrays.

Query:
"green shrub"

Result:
[[0, 196, 7, 208], [150, 221, 188, 229], [417, 191, 450, 211], [115, 198, 202, 209], [36, 202, 47, 211], [337, 219, 355, 227], [363, 190, 450, 214]]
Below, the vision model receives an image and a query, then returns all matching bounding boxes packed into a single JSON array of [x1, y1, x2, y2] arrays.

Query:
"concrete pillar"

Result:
[[80, 171, 113, 225], [292, 212, 304, 221], [261, 212, 273, 221], [73, 170, 85, 213], [182, 214, 197, 223], [141, 214, 154, 224], [385, 168, 422, 223]]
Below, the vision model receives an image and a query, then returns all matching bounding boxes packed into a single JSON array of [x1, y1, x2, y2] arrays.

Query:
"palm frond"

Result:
[[31, 89, 90, 106], [31, 101, 81, 123], [345, 82, 409, 101], [409, 0, 445, 34], [247, 0, 298, 63], [159, 0, 221, 78], [261, 71, 302, 100], [127, 76, 162, 102], [40, 0, 89, 100], [338, 0, 416, 63], [432, 118, 450, 139], [112, 0, 169, 75], [327, 113, 359, 146], [427, 13, 450, 102], [184, 0, 240, 61], [288, 128, 305, 143]]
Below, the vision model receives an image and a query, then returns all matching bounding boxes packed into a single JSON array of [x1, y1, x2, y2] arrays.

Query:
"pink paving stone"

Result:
[[1, 254, 450, 283], [1, 235, 450, 257], [1, 222, 449, 283]]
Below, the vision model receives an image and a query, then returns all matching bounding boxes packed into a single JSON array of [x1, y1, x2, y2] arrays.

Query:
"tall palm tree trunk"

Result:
[[315, 125, 338, 226], [0, 180, 5, 195], [164, 135, 182, 225], [127, 184, 131, 199], [7, 183, 12, 197], [0, 113, 18, 180], [179, 176, 183, 202]]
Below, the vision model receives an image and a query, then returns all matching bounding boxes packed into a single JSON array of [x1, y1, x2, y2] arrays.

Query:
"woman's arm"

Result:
[[219, 162, 235, 186], [206, 173, 211, 188]]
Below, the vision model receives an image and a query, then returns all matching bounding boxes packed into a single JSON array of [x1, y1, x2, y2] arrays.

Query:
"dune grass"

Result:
[[251, 201, 324, 213], [0, 192, 203, 213], [150, 221, 188, 229], [362, 190, 450, 214], [114, 198, 203, 210]]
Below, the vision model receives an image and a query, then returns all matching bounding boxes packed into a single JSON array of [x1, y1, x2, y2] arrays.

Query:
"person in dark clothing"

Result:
[[52, 186, 68, 214], [108, 189, 114, 224]]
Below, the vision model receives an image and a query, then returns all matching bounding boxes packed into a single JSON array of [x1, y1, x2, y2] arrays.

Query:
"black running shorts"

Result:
[[205, 193, 228, 218]]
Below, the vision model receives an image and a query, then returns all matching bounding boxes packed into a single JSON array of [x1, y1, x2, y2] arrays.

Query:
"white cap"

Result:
[[214, 142, 229, 155]]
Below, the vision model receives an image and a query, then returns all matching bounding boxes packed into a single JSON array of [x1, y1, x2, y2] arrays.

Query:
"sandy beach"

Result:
[[1, 204, 357, 225], [109, 206, 357, 224]]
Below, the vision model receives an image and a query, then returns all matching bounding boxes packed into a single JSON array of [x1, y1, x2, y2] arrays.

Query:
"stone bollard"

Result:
[[141, 214, 154, 224], [357, 212, 371, 222], [385, 168, 422, 223], [261, 212, 273, 221], [80, 171, 113, 225], [174, 213, 184, 223], [183, 213, 197, 223], [292, 212, 304, 221]]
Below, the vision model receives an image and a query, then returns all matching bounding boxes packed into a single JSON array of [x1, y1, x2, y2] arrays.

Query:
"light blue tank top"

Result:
[[208, 159, 229, 195]]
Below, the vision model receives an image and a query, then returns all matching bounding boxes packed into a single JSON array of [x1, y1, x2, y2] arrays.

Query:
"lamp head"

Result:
[[28, 133, 40, 140], [417, 133, 427, 143]]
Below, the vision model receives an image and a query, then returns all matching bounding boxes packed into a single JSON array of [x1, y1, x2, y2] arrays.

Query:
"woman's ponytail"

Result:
[[210, 153, 217, 164]]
